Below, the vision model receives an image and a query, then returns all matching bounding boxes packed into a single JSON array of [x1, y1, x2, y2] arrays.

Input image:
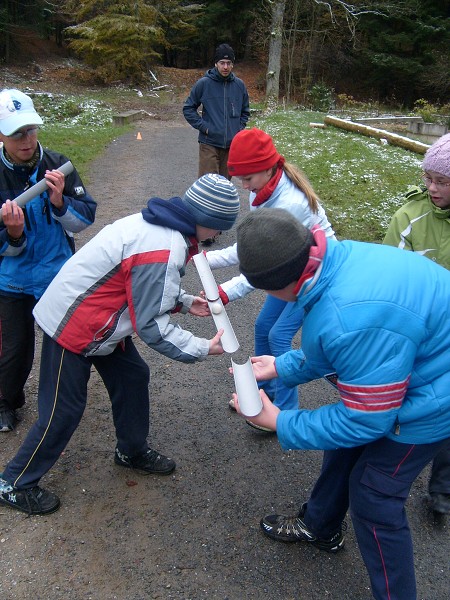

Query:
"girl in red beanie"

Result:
[[206, 127, 336, 428]]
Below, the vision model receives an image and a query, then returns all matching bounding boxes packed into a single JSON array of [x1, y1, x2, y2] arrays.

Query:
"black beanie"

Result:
[[214, 44, 235, 63], [237, 209, 313, 290]]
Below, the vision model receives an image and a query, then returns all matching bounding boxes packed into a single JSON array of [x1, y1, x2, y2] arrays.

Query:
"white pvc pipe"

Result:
[[0, 161, 74, 223], [207, 298, 239, 353], [192, 251, 220, 301], [231, 357, 263, 417], [192, 251, 239, 353]]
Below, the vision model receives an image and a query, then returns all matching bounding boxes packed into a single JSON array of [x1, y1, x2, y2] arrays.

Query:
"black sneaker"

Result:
[[260, 504, 345, 553], [430, 492, 450, 515], [0, 478, 60, 515], [0, 409, 18, 432], [114, 447, 176, 475]]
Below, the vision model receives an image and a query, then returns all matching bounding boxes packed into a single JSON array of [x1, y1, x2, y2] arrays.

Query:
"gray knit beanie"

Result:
[[422, 133, 450, 178], [183, 173, 240, 231], [237, 208, 313, 290]]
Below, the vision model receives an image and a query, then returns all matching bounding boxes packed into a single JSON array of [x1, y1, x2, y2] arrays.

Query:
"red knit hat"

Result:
[[228, 128, 281, 176]]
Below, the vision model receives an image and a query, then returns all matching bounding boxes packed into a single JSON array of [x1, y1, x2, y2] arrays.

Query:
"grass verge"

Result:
[[253, 110, 424, 242], [30, 88, 426, 243]]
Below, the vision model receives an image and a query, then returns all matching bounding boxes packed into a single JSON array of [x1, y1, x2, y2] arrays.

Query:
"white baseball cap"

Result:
[[0, 89, 43, 136]]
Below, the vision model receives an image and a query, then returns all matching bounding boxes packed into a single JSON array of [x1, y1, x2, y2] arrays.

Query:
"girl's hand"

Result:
[[250, 355, 277, 381], [232, 389, 279, 431], [189, 296, 210, 317]]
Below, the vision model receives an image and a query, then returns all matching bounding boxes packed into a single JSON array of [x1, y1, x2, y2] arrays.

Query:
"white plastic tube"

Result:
[[207, 298, 239, 353], [192, 251, 239, 353], [192, 251, 220, 301], [231, 357, 263, 417], [0, 161, 74, 223]]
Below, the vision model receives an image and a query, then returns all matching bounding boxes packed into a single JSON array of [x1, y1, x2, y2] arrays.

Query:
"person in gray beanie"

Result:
[[232, 207, 450, 600], [384, 132, 450, 516], [237, 207, 314, 290], [0, 174, 239, 516]]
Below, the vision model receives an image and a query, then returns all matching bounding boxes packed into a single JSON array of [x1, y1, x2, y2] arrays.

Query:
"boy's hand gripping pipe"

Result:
[[0, 161, 74, 223], [192, 251, 239, 353]]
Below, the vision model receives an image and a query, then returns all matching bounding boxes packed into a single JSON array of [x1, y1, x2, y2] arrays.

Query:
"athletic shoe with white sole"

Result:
[[260, 503, 345, 553], [245, 419, 275, 433]]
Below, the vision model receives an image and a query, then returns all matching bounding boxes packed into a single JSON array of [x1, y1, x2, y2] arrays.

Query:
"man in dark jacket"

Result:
[[183, 43, 250, 181], [0, 88, 97, 432]]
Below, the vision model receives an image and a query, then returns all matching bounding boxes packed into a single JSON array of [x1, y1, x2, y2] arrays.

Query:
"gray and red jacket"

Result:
[[33, 199, 210, 361]]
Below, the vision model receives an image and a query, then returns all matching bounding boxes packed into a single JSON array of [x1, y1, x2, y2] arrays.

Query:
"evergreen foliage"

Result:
[[63, 1, 165, 83], [0, 0, 448, 106]]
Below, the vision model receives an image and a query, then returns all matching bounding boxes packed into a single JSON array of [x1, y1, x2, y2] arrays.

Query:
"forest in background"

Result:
[[1, 0, 449, 108]]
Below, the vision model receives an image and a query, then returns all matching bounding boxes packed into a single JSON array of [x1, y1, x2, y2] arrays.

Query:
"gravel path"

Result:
[[0, 116, 448, 600]]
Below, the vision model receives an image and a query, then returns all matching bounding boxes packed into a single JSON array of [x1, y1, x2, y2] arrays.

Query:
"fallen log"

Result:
[[323, 115, 430, 154]]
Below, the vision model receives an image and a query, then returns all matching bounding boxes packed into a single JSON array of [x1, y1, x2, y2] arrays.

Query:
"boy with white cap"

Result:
[[0, 174, 239, 516], [0, 88, 97, 432]]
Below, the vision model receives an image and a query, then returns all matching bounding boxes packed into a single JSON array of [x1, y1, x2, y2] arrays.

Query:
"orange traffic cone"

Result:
[[136, 132, 142, 140]]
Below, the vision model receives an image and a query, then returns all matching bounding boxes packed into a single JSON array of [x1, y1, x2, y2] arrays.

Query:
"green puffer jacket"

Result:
[[383, 185, 450, 269]]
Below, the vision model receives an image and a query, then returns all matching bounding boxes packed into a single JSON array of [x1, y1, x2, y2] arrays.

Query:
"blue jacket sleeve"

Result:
[[182, 81, 207, 133], [51, 166, 97, 233], [275, 328, 415, 449]]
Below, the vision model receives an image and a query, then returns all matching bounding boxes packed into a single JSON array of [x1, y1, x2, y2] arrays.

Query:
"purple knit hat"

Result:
[[422, 133, 450, 178]]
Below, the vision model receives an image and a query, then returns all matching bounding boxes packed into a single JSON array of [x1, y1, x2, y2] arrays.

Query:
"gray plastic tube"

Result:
[[0, 160, 74, 223]]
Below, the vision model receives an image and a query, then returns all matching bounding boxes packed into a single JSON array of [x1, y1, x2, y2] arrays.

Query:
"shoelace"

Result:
[[23, 488, 38, 517]]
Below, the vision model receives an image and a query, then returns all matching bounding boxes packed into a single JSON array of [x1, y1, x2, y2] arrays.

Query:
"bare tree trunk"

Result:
[[265, 0, 286, 104], [285, 0, 299, 103]]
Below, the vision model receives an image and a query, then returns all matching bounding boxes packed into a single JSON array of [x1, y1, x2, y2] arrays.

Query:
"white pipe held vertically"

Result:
[[192, 251, 239, 353]]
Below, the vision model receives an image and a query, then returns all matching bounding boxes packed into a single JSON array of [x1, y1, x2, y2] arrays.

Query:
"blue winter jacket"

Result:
[[0, 144, 97, 299], [183, 68, 250, 149], [275, 239, 450, 450]]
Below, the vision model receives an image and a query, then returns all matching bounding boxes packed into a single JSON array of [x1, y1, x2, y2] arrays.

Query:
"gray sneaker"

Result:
[[0, 477, 60, 515], [0, 409, 18, 432], [114, 447, 176, 475]]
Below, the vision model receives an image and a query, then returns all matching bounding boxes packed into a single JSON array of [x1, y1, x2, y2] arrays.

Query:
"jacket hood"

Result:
[[206, 67, 236, 83], [141, 196, 197, 237], [408, 185, 450, 220], [427, 193, 450, 220], [294, 238, 347, 311]]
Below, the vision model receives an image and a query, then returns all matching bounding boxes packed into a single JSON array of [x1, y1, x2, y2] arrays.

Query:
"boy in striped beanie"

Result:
[[0, 174, 239, 517]]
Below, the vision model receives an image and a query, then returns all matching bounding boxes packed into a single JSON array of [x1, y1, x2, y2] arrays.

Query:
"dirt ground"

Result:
[[0, 57, 449, 600]]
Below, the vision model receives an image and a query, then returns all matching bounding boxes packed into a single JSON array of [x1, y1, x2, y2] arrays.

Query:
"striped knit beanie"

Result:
[[183, 173, 239, 230], [422, 133, 450, 178]]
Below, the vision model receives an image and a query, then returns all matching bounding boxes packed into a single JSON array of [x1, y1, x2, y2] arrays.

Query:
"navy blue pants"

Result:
[[302, 437, 448, 600], [3, 333, 150, 489]]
